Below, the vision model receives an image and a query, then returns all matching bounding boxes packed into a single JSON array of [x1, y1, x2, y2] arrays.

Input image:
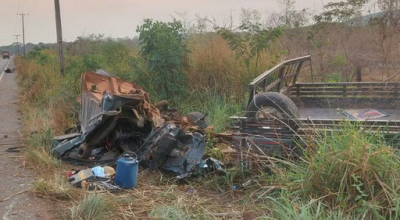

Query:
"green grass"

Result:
[[175, 93, 244, 132], [256, 123, 400, 219], [150, 204, 190, 220], [32, 174, 77, 201], [70, 193, 112, 220]]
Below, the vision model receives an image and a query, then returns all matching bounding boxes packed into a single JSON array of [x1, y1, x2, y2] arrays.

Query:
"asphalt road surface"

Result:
[[0, 58, 53, 220]]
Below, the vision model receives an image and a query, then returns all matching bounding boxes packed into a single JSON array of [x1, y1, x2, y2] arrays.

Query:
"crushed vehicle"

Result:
[[231, 55, 400, 157], [52, 70, 223, 180]]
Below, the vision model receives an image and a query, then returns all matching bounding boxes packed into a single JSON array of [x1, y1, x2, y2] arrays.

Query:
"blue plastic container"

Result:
[[115, 154, 138, 189]]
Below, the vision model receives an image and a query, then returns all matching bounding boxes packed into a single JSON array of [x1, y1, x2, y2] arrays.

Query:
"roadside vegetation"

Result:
[[14, 0, 400, 219]]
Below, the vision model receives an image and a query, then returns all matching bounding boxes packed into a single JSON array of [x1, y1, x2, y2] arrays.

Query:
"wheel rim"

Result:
[[256, 106, 283, 119]]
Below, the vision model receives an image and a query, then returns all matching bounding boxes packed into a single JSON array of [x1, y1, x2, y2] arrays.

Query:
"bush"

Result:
[[137, 19, 189, 101]]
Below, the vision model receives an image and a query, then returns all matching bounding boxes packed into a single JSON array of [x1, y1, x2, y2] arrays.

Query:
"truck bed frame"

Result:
[[232, 56, 400, 155]]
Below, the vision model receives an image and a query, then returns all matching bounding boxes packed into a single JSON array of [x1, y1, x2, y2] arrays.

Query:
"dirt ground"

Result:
[[0, 59, 54, 220]]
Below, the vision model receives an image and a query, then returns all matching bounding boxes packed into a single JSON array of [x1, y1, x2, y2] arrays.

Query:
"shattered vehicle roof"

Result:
[[79, 71, 161, 135]]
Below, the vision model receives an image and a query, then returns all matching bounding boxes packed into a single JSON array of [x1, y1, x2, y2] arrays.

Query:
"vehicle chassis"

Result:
[[232, 56, 400, 156]]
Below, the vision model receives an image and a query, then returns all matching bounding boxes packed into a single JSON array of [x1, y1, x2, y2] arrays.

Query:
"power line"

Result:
[[14, 35, 20, 55], [15, 0, 21, 35], [21, 0, 27, 13], [14, 14, 18, 35], [28, 0, 38, 14], [17, 0, 20, 13]]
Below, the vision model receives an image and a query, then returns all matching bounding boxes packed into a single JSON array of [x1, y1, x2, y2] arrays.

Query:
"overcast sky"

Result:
[[0, 0, 378, 46]]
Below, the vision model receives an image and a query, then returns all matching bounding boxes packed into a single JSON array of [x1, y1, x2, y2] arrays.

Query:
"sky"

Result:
[[0, 0, 377, 46]]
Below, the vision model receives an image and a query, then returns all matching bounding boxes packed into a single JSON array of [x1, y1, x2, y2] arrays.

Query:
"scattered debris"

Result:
[[343, 108, 388, 120], [6, 147, 21, 153], [4, 68, 13, 73], [68, 166, 121, 192], [1, 190, 27, 202]]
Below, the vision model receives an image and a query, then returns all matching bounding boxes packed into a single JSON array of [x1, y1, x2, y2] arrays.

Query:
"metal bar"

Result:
[[276, 66, 286, 92], [296, 82, 400, 86], [293, 61, 304, 85], [249, 55, 311, 88]]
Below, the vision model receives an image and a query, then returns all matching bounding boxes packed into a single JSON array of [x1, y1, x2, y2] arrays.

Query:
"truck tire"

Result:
[[246, 92, 300, 119]]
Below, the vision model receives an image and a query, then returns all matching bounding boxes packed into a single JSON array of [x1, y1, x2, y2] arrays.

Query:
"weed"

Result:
[[264, 123, 400, 219], [24, 147, 60, 170], [70, 193, 111, 220], [32, 174, 76, 199], [150, 203, 190, 220], [267, 192, 355, 220]]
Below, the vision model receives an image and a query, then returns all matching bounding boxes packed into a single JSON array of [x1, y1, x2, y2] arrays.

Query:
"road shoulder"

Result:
[[0, 60, 54, 220]]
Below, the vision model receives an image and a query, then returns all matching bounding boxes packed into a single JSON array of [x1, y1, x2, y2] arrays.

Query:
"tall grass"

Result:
[[70, 194, 112, 220], [32, 174, 78, 201], [260, 124, 400, 219]]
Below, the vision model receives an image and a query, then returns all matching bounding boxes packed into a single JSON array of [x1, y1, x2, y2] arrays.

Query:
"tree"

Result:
[[314, 0, 369, 23], [276, 0, 310, 28], [369, 0, 400, 80], [311, 0, 369, 80], [136, 19, 189, 100], [217, 9, 283, 77]]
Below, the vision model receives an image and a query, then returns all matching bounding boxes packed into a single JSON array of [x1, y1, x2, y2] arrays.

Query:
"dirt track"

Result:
[[0, 58, 53, 220]]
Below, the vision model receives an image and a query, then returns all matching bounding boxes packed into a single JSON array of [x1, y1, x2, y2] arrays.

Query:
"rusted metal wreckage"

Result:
[[52, 70, 222, 180]]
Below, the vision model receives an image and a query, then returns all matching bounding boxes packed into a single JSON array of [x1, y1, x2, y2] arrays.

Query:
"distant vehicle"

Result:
[[2, 50, 10, 59]]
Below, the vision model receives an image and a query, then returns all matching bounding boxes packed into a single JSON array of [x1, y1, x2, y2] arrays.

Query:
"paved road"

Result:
[[0, 58, 52, 220], [0, 59, 11, 80]]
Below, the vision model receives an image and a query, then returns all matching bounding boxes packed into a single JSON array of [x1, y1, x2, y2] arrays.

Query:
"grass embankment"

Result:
[[15, 36, 400, 219]]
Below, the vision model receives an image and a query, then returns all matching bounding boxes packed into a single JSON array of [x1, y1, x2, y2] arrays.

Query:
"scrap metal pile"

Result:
[[52, 70, 224, 181]]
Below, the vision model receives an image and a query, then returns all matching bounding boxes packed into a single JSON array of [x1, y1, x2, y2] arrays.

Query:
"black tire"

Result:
[[246, 92, 300, 119], [186, 112, 208, 129]]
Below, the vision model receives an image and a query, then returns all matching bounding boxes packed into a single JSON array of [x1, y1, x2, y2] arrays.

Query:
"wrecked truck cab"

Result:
[[79, 71, 162, 135], [51, 70, 220, 181], [53, 70, 163, 165]]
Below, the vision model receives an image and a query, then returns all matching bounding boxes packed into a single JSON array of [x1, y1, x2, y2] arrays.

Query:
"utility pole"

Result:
[[18, 13, 28, 56], [54, 0, 64, 75], [14, 34, 20, 55]]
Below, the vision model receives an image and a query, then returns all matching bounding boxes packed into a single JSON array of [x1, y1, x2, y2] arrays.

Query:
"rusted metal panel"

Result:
[[79, 71, 162, 135]]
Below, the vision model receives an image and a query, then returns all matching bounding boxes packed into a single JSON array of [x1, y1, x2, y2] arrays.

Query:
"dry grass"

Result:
[[187, 34, 283, 100]]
